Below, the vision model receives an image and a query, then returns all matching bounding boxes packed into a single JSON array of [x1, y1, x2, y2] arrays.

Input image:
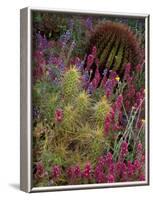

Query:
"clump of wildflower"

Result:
[[59, 29, 71, 47], [134, 159, 142, 171], [107, 174, 115, 183], [86, 54, 94, 69], [36, 32, 48, 50], [91, 68, 101, 88], [74, 165, 81, 178], [67, 166, 74, 180], [139, 174, 145, 181], [127, 161, 135, 177], [120, 141, 128, 160], [55, 108, 63, 122], [82, 162, 92, 179], [124, 63, 132, 84], [105, 152, 113, 166], [103, 70, 118, 98], [113, 94, 123, 112], [34, 161, 45, 179], [51, 165, 61, 179], [104, 113, 112, 135], [137, 142, 143, 152], [85, 17, 93, 31], [91, 46, 97, 57]]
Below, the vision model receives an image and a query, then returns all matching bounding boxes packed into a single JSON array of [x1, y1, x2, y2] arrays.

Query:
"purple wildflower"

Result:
[[36, 32, 48, 50], [85, 17, 93, 31]]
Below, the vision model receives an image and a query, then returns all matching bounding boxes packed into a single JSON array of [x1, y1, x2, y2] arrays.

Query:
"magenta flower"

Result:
[[82, 162, 92, 179], [74, 165, 81, 177], [94, 166, 104, 183], [104, 119, 111, 135], [124, 63, 131, 79], [137, 142, 143, 152], [134, 159, 141, 171], [67, 167, 74, 179], [139, 174, 145, 181], [114, 94, 123, 111], [127, 161, 135, 177], [120, 141, 128, 160], [51, 165, 61, 179], [55, 108, 63, 122], [35, 161, 45, 178], [136, 64, 143, 73], [109, 163, 115, 174], [91, 68, 101, 88], [87, 54, 94, 69], [97, 156, 105, 167], [107, 174, 115, 183], [105, 152, 113, 165], [91, 46, 97, 57]]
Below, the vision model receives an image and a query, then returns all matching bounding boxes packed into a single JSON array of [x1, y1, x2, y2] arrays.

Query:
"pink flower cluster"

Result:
[[86, 46, 97, 70], [123, 63, 145, 111], [34, 140, 145, 184], [55, 108, 63, 122], [104, 95, 123, 135], [34, 161, 46, 179], [51, 165, 61, 179]]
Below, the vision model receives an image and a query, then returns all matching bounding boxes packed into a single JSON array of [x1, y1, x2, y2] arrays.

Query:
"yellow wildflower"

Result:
[[115, 76, 120, 82]]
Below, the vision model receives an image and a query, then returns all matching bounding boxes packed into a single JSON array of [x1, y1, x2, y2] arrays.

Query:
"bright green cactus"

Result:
[[94, 96, 110, 128], [62, 104, 77, 132], [63, 66, 80, 102], [75, 91, 90, 115]]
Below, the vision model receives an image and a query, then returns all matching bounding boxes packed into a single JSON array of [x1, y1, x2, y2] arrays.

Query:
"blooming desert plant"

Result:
[[32, 11, 146, 187]]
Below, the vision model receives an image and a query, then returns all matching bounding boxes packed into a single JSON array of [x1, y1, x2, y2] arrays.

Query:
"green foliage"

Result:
[[33, 80, 60, 121]]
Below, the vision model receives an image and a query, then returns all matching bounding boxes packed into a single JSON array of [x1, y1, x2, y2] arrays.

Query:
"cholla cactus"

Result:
[[62, 104, 77, 132], [94, 96, 110, 128], [75, 91, 90, 115], [63, 66, 80, 102]]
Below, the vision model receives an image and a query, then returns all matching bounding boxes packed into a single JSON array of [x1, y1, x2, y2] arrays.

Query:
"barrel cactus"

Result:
[[84, 21, 143, 79]]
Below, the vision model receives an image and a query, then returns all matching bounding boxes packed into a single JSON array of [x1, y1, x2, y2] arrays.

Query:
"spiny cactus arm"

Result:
[[94, 96, 110, 128], [62, 66, 81, 102], [75, 91, 91, 115]]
